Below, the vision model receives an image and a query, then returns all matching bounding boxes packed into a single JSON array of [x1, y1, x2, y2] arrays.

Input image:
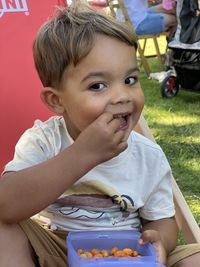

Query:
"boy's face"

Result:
[[59, 34, 144, 140]]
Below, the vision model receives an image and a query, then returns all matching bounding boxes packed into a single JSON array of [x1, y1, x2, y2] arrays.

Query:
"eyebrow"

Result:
[[126, 67, 140, 75], [81, 67, 139, 83]]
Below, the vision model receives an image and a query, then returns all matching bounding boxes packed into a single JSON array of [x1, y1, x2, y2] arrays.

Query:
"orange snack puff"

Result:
[[94, 253, 103, 258], [123, 248, 132, 256], [101, 249, 109, 257], [91, 248, 100, 256], [77, 247, 139, 258], [132, 250, 139, 257], [79, 253, 87, 257], [110, 247, 118, 256], [114, 250, 125, 257], [85, 252, 93, 257], [77, 249, 84, 255]]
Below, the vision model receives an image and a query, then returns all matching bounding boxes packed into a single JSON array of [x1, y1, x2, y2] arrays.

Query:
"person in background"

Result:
[[124, 0, 177, 36]]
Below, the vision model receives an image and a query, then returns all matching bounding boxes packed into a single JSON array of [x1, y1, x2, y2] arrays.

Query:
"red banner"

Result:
[[0, 1, 63, 172]]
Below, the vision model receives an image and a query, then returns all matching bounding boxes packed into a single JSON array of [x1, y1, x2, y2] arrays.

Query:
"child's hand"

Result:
[[138, 230, 167, 264], [73, 112, 128, 166]]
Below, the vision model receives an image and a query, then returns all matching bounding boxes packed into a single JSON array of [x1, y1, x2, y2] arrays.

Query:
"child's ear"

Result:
[[40, 87, 65, 115]]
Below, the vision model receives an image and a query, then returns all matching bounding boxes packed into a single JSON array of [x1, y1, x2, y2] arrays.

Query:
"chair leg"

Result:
[[141, 38, 147, 54], [137, 43, 151, 77]]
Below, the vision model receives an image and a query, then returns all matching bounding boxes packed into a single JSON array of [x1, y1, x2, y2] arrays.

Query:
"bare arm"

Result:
[[139, 217, 178, 264], [0, 113, 127, 224]]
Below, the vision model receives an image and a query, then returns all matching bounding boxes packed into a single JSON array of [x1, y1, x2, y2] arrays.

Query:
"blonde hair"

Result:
[[33, 2, 137, 88]]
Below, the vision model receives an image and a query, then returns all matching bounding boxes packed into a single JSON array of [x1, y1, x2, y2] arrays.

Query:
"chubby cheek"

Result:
[[71, 101, 104, 129], [136, 99, 144, 117], [135, 91, 145, 114], [130, 93, 145, 127]]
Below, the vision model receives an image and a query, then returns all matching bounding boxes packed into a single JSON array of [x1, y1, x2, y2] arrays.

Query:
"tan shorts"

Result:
[[19, 219, 200, 267]]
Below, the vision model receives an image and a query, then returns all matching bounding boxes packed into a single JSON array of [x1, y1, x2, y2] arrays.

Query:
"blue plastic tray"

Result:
[[67, 230, 166, 267]]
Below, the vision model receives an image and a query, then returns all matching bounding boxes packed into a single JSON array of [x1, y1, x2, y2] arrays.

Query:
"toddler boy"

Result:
[[0, 2, 200, 267]]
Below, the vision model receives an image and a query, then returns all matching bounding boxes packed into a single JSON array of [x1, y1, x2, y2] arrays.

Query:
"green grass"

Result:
[[138, 57, 200, 236]]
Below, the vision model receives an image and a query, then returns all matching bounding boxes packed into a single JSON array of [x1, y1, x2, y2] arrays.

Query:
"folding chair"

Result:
[[107, 0, 169, 76], [1, 0, 199, 246]]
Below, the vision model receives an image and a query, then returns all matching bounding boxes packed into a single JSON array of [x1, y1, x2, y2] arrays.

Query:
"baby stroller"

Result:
[[161, 0, 200, 97]]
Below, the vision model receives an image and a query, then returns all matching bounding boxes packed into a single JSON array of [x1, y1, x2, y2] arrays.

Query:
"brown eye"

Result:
[[125, 77, 137, 85], [89, 83, 106, 91]]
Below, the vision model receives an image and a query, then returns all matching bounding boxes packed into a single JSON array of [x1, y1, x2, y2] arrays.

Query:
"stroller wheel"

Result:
[[160, 76, 179, 98]]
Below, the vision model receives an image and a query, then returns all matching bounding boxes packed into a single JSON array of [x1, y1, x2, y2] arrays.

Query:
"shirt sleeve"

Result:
[[3, 120, 55, 173], [139, 153, 175, 221]]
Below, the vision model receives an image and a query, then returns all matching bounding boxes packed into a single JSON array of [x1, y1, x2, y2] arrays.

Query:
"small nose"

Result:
[[110, 85, 131, 105]]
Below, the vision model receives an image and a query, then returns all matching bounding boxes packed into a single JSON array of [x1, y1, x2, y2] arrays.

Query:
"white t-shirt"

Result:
[[4, 116, 175, 231]]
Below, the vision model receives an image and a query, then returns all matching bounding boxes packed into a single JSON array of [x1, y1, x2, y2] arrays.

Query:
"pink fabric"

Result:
[[162, 0, 174, 10]]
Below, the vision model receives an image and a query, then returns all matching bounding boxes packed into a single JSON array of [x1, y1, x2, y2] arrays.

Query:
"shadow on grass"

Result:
[[151, 122, 200, 138], [177, 90, 200, 103]]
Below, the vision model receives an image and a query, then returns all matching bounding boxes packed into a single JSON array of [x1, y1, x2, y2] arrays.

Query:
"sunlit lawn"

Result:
[[138, 38, 200, 235]]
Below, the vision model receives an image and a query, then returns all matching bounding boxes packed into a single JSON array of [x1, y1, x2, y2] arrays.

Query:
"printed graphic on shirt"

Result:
[[52, 180, 135, 226]]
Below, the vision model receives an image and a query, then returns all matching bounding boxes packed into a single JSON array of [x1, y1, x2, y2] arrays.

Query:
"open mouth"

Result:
[[113, 113, 131, 129]]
